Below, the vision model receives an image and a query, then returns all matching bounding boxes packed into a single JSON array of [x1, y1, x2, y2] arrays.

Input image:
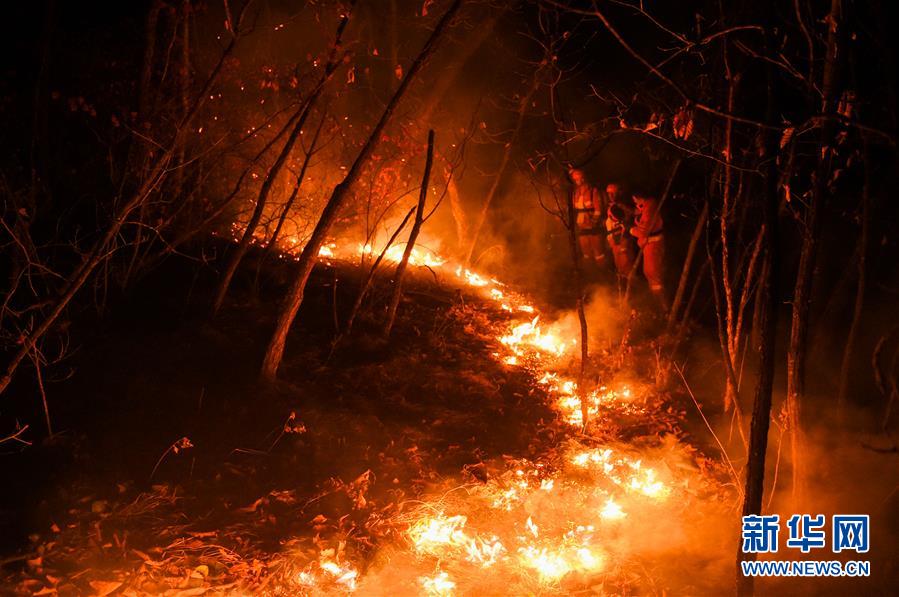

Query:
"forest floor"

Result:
[[0, 250, 893, 595]]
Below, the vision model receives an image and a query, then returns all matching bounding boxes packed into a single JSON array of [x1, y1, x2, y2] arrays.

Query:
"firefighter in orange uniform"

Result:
[[630, 194, 667, 310], [569, 168, 605, 266], [604, 183, 635, 283]]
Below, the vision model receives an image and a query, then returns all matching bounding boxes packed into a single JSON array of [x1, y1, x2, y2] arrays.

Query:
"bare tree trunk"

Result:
[[211, 10, 353, 315], [176, 0, 191, 175], [260, 0, 464, 382], [383, 130, 435, 337], [667, 200, 708, 331], [737, 34, 782, 596], [563, 185, 590, 429], [786, 0, 843, 504], [708, 246, 748, 449], [836, 140, 869, 411], [836, 30, 874, 414], [344, 206, 415, 336], [720, 49, 741, 413], [125, 0, 192, 290]]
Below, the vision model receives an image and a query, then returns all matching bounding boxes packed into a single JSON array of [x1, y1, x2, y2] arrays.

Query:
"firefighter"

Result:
[[569, 168, 605, 266], [629, 193, 667, 310], [604, 183, 635, 283]]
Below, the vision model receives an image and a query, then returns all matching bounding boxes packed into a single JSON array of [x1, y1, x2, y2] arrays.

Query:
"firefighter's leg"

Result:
[[577, 233, 592, 265], [642, 240, 667, 311], [586, 234, 604, 264], [612, 239, 634, 278]]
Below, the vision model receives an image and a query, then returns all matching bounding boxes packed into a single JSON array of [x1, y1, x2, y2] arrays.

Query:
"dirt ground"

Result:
[[1, 252, 896, 596], [0, 254, 568, 593]]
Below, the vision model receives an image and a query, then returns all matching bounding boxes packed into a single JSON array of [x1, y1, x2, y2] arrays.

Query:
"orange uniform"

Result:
[[630, 196, 666, 308], [569, 169, 604, 264], [604, 184, 635, 281]]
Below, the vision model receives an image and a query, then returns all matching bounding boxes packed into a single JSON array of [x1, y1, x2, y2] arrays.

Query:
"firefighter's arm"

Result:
[[630, 216, 647, 239]]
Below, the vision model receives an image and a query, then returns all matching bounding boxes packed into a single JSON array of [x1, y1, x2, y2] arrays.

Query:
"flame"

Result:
[[499, 316, 571, 358], [419, 571, 456, 595], [600, 497, 626, 520], [517, 545, 604, 583], [359, 242, 445, 267], [318, 243, 336, 258], [464, 536, 506, 568], [455, 267, 489, 287], [408, 513, 469, 555], [570, 447, 670, 500], [205, 230, 717, 593], [320, 561, 357, 590]]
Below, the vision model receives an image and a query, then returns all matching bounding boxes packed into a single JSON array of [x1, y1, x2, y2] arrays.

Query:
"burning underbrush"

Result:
[[3, 241, 737, 595]]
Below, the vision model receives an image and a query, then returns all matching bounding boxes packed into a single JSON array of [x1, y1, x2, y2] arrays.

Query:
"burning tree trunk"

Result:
[[210, 9, 353, 316], [785, 0, 844, 503], [383, 130, 435, 337], [260, 0, 464, 382]]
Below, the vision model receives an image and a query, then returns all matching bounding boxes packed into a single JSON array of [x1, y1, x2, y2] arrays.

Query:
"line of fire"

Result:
[[1, 1, 896, 595]]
